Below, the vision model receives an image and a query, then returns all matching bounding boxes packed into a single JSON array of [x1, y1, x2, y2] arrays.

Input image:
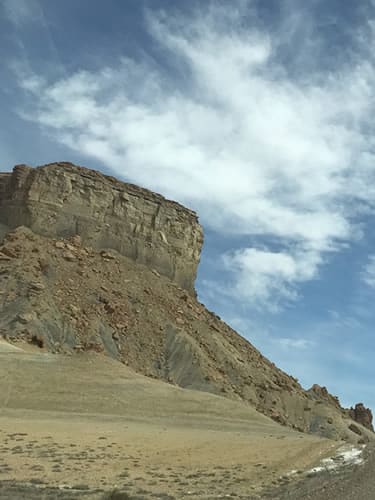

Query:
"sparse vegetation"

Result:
[[30, 334, 44, 348], [101, 490, 134, 500]]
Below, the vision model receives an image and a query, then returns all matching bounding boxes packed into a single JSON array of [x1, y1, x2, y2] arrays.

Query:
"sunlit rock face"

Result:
[[0, 162, 203, 293], [349, 403, 374, 432]]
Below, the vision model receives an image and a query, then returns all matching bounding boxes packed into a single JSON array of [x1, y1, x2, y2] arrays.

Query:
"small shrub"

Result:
[[30, 335, 44, 348], [102, 490, 133, 500]]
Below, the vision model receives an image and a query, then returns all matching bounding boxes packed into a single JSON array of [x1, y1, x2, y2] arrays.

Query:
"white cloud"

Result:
[[222, 247, 322, 310], [278, 338, 315, 350], [361, 255, 375, 288], [2, 0, 41, 26], [14, 3, 375, 309]]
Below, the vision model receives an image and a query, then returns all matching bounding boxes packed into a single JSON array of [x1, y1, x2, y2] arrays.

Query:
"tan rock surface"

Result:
[[0, 162, 203, 293]]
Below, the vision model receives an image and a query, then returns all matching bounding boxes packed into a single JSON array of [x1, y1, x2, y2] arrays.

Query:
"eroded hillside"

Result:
[[0, 162, 373, 446], [0, 222, 372, 444]]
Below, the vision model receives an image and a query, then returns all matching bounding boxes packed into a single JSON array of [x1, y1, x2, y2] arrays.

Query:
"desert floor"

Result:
[[0, 340, 339, 499]]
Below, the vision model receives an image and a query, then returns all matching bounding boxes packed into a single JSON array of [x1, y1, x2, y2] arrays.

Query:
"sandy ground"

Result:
[[0, 342, 339, 499]]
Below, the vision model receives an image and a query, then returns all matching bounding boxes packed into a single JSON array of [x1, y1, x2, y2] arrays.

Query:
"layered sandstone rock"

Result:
[[0, 163, 203, 293]]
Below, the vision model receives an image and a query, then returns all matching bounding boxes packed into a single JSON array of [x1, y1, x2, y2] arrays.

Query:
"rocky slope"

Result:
[[0, 162, 373, 445]]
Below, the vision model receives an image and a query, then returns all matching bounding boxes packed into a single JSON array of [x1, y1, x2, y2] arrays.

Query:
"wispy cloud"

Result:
[[278, 338, 315, 350], [2, 0, 63, 75], [14, 2, 375, 309], [361, 255, 375, 287], [2, 0, 41, 26]]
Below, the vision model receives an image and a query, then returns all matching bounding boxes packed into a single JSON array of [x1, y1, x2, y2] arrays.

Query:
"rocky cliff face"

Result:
[[0, 163, 203, 293], [349, 403, 374, 432]]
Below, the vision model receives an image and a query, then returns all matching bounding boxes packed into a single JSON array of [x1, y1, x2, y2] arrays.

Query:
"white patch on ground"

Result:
[[0, 339, 23, 352], [308, 445, 365, 474], [286, 469, 298, 476]]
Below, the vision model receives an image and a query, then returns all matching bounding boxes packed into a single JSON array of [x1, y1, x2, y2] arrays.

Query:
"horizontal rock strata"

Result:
[[0, 163, 203, 293]]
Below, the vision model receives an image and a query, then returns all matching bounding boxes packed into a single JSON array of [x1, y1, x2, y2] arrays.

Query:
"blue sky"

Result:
[[1, 0, 375, 412]]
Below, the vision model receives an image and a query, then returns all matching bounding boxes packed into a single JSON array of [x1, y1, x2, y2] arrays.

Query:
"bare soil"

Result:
[[263, 443, 375, 500], [0, 344, 338, 499]]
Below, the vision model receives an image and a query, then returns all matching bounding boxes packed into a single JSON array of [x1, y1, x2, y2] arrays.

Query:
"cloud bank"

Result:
[[14, 2, 375, 309]]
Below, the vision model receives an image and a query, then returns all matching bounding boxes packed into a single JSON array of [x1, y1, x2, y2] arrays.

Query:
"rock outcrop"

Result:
[[0, 163, 373, 445], [307, 384, 341, 409], [0, 163, 203, 293], [349, 403, 374, 432], [0, 225, 373, 445]]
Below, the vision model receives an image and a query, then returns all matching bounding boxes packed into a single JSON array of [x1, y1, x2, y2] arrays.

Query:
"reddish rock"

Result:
[[307, 384, 341, 408], [63, 251, 76, 261], [70, 235, 82, 247], [349, 403, 374, 432]]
